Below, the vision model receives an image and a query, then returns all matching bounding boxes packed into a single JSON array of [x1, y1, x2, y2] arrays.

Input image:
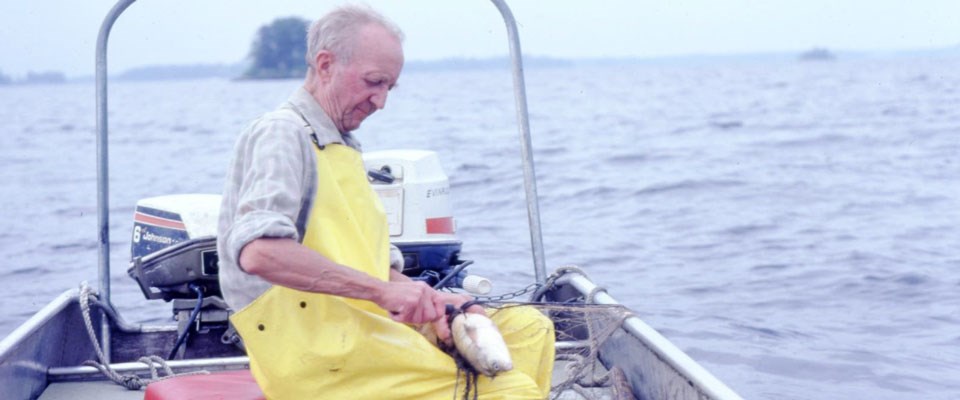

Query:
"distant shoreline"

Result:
[[4, 45, 958, 84]]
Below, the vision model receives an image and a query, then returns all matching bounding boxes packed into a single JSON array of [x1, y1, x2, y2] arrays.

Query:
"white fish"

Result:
[[450, 312, 513, 377]]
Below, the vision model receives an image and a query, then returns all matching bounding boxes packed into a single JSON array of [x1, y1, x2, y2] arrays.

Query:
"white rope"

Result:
[[78, 282, 209, 390]]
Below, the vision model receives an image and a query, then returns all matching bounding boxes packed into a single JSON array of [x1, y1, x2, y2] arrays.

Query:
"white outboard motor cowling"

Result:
[[364, 150, 489, 294]]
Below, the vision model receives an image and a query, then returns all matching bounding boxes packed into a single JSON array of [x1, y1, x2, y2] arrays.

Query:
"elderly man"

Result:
[[217, 5, 553, 399]]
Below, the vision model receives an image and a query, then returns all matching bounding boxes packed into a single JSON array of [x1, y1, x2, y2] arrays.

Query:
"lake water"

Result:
[[1, 55, 959, 399]]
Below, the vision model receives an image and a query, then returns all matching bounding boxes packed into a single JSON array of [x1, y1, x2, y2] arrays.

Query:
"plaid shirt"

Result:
[[216, 87, 361, 311]]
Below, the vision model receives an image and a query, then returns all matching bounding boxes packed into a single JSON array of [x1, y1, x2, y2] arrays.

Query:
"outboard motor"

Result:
[[126, 194, 233, 358]]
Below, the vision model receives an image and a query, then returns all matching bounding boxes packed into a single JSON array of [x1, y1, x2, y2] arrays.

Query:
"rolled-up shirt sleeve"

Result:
[[221, 117, 306, 273]]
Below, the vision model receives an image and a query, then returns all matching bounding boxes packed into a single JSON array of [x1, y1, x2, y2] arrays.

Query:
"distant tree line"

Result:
[[24, 71, 66, 84], [119, 64, 244, 81], [243, 17, 310, 80], [0, 69, 66, 85]]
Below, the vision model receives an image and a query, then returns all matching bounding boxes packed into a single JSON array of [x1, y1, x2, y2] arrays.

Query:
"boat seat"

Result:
[[144, 370, 264, 400]]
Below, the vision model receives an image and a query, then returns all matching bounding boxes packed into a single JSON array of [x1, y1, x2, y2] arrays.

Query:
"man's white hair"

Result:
[[305, 4, 404, 69]]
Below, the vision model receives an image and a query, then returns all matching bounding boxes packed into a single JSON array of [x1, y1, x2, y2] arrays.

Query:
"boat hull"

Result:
[[1, 270, 740, 400]]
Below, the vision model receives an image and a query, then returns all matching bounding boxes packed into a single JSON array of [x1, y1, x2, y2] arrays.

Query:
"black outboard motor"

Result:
[[126, 194, 233, 359]]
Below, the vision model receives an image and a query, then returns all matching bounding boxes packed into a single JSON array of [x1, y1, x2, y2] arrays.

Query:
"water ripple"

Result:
[[633, 179, 745, 196]]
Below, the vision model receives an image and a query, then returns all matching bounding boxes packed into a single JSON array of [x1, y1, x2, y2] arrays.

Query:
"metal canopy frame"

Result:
[[94, 0, 137, 362]]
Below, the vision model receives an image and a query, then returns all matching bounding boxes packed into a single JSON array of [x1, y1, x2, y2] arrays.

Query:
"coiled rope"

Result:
[[78, 282, 209, 390]]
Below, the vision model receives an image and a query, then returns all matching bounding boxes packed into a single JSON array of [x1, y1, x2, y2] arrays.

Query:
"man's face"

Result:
[[322, 24, 403, 133]]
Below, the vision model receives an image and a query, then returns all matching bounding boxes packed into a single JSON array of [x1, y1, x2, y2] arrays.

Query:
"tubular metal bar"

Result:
[[48, 356, 250, 381], [489, 0, 547, 284], [559, 272, 744, 400], [95, 0, 137, 364], [554, 340, 592, 352]]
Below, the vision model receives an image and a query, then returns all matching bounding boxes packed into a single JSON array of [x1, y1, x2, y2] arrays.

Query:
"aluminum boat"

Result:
[[0, 1, 742, 399]]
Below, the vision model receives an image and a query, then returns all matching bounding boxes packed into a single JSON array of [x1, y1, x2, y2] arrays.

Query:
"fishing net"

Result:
[[463, 301, 637, 400]]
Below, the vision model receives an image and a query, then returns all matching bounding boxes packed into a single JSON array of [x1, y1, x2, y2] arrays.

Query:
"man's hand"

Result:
[[430, 291, 483, 347], [374, 280, 445, 324], [379, 270, 485, 345]]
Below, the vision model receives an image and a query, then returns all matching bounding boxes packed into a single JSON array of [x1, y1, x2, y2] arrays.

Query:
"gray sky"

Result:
[[0, 0, 957, 77]]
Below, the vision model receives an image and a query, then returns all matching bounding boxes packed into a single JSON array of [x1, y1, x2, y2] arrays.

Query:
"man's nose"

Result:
[[371, 88, 388, 110]]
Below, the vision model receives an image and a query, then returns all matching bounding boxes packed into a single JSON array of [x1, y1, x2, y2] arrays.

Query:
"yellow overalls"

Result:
[[230, 143, 555, 399]]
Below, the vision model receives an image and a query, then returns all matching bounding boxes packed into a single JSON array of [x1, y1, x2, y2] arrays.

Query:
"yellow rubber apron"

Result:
[[231, 144, 553, 399]]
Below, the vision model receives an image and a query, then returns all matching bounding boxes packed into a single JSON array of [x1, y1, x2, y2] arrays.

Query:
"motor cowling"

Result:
[[364, 150, 470, 287]]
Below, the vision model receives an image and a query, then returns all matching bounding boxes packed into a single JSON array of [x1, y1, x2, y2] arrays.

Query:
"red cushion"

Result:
[[144, 370, 265, 400]]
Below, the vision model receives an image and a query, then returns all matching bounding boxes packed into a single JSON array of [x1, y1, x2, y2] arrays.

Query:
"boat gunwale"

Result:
[[0, 289, 78, 356], [558, 270, 743, 400], [47, 356, 251, 382]]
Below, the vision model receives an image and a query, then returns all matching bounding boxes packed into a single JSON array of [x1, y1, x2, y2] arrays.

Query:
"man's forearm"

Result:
[[389, 268, 412, 282], [239, 237, 386, 302], [239, 237, 445, 324]]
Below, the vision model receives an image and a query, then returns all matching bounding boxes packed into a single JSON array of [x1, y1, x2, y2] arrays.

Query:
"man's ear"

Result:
[[314, 50, 335, 81]]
